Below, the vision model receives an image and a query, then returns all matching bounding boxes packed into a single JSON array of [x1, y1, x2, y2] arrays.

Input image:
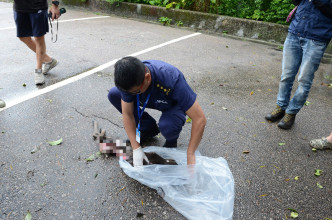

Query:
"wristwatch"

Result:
[[52, 1, 60, 6]]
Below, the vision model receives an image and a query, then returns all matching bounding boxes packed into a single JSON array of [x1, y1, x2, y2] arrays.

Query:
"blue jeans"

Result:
[[277, 33, 327, 114]]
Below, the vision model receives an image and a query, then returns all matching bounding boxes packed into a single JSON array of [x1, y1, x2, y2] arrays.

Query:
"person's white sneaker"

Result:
[[35, 69, 45, 85], [0, 99, 5, 108], [42, 58, 58, 75]]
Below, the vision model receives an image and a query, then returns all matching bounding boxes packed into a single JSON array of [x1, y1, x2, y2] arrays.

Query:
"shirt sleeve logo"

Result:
[[156, 82, 171, 95]]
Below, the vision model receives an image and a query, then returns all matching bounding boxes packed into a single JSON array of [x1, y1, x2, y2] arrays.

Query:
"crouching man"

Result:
[[108, 57, 206, 167]]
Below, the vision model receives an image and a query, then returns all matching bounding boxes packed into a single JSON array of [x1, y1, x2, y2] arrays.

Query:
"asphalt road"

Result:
[[1, 2, 332, 219]]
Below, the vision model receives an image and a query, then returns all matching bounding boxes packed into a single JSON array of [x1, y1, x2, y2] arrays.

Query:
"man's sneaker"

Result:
[[278, 113, 296, 130], [42, 58, 58, 75], [265, 105, 285, 122], [34, 69, 45, 85], [163, 140, 177, 148], [0, 99, 5, 108], [310, 137, 332, 150]]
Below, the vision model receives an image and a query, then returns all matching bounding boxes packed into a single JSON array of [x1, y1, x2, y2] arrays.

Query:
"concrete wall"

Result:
[[62, 0, 332, 58]]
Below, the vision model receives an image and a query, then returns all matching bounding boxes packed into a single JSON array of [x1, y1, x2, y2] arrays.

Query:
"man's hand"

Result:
[[187, 152, 196, 165], [133, 147, 150, 167], [185, 100, 206, 165], [49, 5, 60, 21]]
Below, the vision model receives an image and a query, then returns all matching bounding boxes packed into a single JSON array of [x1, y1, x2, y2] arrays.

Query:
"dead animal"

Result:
[[127, 152, 178, 166], [98, 137, 177, 166]]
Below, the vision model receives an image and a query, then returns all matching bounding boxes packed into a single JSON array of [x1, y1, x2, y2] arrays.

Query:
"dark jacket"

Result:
[[289, 0, 332, 42], [14, 0, 48, 13]]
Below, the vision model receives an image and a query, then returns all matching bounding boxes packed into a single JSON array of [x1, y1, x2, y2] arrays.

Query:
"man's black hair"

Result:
[[114, 56, 146, 91]]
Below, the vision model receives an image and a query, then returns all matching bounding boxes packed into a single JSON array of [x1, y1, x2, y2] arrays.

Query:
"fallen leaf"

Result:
[[120, 187, 126, 192], [31, 146, 40, 154], [186, 117, 192, 123], [25, 211, 32, 220], [141, 200, 144, 206], [259, 165, 265, 168], [86, 154, 96, 162], [250, 91, 254, 95], [294, 176, 299, 181], [22, 83, 27, 87], [315, 169, 323, 176], [10, 164, 13, 170], [1, 131, 5, 134], [46, 99, 52, 103], [242, 150, 250, 154], [95, 173, 98, 178], [48, 138, 63, 146], [279, 143, 286, 146], [288, 208, 298, 212], [86, 152, 101, 162], [304, 101, 310, 106], [312, 148, 317, 152], [259, 194, 268, 197], [317, 183, 323, 189], [290, 212, 298, 218], [285, 178, 290, 181], [211, 102, 214, 105], [222, 107, 228, 111], [40, 182, 47, 187], [328, 84, 332, 88]]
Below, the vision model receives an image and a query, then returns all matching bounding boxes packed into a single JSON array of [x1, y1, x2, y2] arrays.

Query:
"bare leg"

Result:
[[19, 37, 52, 66], [326, 132, 332, 143]]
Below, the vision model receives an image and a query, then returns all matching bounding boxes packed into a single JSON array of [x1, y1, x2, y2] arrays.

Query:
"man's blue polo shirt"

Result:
[[120, 60, 197, 113]]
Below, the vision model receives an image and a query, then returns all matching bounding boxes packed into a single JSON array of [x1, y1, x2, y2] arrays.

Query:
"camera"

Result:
[[48, 8, 66, 18]]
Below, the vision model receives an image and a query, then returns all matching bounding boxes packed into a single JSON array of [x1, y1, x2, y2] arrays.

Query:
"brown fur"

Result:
[[127, 152, 177, 166]]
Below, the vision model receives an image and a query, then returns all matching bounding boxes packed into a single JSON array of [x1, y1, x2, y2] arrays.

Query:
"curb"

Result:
[[62, 0, 331, 61]]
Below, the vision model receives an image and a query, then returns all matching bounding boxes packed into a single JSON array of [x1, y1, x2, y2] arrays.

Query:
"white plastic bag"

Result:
[[119, 146, 234, 220]]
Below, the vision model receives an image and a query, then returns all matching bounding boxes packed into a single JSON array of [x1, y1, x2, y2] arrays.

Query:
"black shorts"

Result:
[[14, 10, 49, 37]]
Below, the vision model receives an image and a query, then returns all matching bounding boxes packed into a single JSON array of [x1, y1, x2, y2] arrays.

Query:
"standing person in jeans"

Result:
[[265, 0, 332, 129], [13, 0, 61, 85]]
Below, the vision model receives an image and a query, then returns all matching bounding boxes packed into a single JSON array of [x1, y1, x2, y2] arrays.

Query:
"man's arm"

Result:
[[185, 100, 206, 165], [312, 0, 332, 18], [121, 100, 140, 150], [122, 100, 150, 167]]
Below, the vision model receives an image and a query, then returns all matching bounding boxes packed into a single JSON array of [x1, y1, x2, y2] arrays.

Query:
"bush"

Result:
[[107, 0, 295, 24]]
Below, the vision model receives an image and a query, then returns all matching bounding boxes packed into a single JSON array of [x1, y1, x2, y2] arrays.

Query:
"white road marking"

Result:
[[0, 32, 201, 112], [0, 16, 110, 31]]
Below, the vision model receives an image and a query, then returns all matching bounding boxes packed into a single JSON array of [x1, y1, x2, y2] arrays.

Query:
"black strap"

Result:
[[48, 17, 58, 43]]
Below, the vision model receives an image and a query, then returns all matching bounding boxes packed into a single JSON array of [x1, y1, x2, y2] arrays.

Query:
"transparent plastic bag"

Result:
[[119, 146, 234, 220]]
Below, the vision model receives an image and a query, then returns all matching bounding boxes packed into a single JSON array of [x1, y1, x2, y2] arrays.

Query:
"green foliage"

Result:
[[150, 0, 169, 7], [213, 0, 293, 24], [117, 0, 295, 24], [106, 0, 124, 4], [176, 21, 183, 26], [159, 16, 172, 25]]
